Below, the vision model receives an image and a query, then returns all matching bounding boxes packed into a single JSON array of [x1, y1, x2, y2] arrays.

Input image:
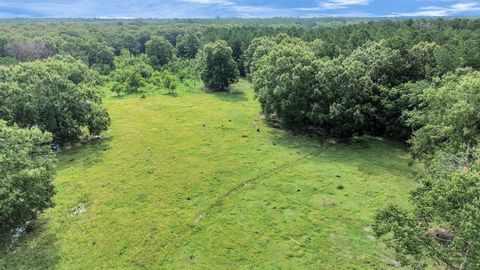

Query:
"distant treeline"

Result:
[[1, 17, 479, 76]]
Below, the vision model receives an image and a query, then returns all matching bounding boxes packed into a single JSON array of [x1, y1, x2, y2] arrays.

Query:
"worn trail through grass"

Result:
[[160, 150, 317, 263]]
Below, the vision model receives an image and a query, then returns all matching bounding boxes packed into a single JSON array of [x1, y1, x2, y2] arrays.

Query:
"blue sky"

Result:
[[0, 0, 479, 18]]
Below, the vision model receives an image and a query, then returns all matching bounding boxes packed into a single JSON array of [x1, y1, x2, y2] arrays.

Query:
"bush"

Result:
[[0, 121, 56, 235], [111, 51, 153, 95], [162, 71, 177, 95]]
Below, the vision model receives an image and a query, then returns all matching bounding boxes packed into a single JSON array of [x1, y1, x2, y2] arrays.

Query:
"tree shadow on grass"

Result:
[[206, 83, 250, 102], [270, 131, 414, 180], [210, 90, 249, 102], [57, 136, 113, 170], [0, 218, 59, 270]]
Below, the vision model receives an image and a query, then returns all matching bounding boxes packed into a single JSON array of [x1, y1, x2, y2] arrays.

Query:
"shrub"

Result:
[[112, 52, 153, 95]]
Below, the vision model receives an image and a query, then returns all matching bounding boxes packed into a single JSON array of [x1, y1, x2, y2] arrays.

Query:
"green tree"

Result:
[[252, 41, 317, 127], [176, 33, 201, 59], [459, 37, 480, 69], [374, 149, 480, 270], [314, 57, 376, 138], [378, 81, 428, 140], [243, 36, 276, 79], [0, 56, 110, 144], [0, 79, 13, 121], [347, 40, 406, 87], [407, 69, 480, 161], [146, 36, 175, 68], [310, 38, 339, 59], [0, 121, 56, 235], [374, 69, 480, 269], [244, 34, 326, 81], [111, 32, 142, 55], [85, 41, 115, 74], [253, 41, 377, 138], [111, 51, 153, 95], [197, 40, 239, 91], [408, 41, 438, 80], [162, 71, 177, 95], [58, 37, 114, 75], [434, 45, 464, 75]]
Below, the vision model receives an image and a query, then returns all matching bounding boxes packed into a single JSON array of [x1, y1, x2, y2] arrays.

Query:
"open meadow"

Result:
[[1, 81, 416, 269]]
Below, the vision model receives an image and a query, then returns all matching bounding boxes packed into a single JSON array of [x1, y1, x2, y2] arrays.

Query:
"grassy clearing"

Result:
[[1, 80, 415, 269]]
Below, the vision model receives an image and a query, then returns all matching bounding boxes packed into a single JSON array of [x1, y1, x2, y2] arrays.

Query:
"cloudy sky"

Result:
[[0, 0, 479, 18]]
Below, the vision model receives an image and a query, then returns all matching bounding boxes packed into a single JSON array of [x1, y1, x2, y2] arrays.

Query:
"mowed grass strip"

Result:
[[1, 80, 415, 269]]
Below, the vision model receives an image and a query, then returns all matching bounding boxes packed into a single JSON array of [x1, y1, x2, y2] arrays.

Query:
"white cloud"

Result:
[[178, 0, 294, 18], [390, 1, 480, 16], [0, 0, 477, 19], [320, 0, 373, 9], [296, 0, 372, 11]]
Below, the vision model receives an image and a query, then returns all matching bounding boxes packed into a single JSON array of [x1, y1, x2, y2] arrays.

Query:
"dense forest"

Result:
[[1, 17, 480, 269]]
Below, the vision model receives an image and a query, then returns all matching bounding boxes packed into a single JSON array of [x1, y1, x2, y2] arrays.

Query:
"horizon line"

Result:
[[0, 15, 478, 20]]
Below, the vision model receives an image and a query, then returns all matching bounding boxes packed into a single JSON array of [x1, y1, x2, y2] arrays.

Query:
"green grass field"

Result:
[[1, 80, 416, 269]]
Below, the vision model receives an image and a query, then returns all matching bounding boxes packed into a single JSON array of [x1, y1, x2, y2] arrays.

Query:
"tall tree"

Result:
[[252, 41, 318, 127], [146, 35, 175, 68], [243, 36, 276, 79], [197, 40, 239, 91], [408, 41, 438, 81], [407, 69, 480, 161], [348, 40, 406, 87], [176, 33, 201, 59], [253, 40, 377, 138]]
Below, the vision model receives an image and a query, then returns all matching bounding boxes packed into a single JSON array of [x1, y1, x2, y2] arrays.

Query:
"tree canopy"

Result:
[[0, 121, 56, 235], [0, 56, 110, 144], [176, 33, 201, 59], [374, 69, 480, 269], [146, 35, 175, 68], [197, 40, 239, 91]]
